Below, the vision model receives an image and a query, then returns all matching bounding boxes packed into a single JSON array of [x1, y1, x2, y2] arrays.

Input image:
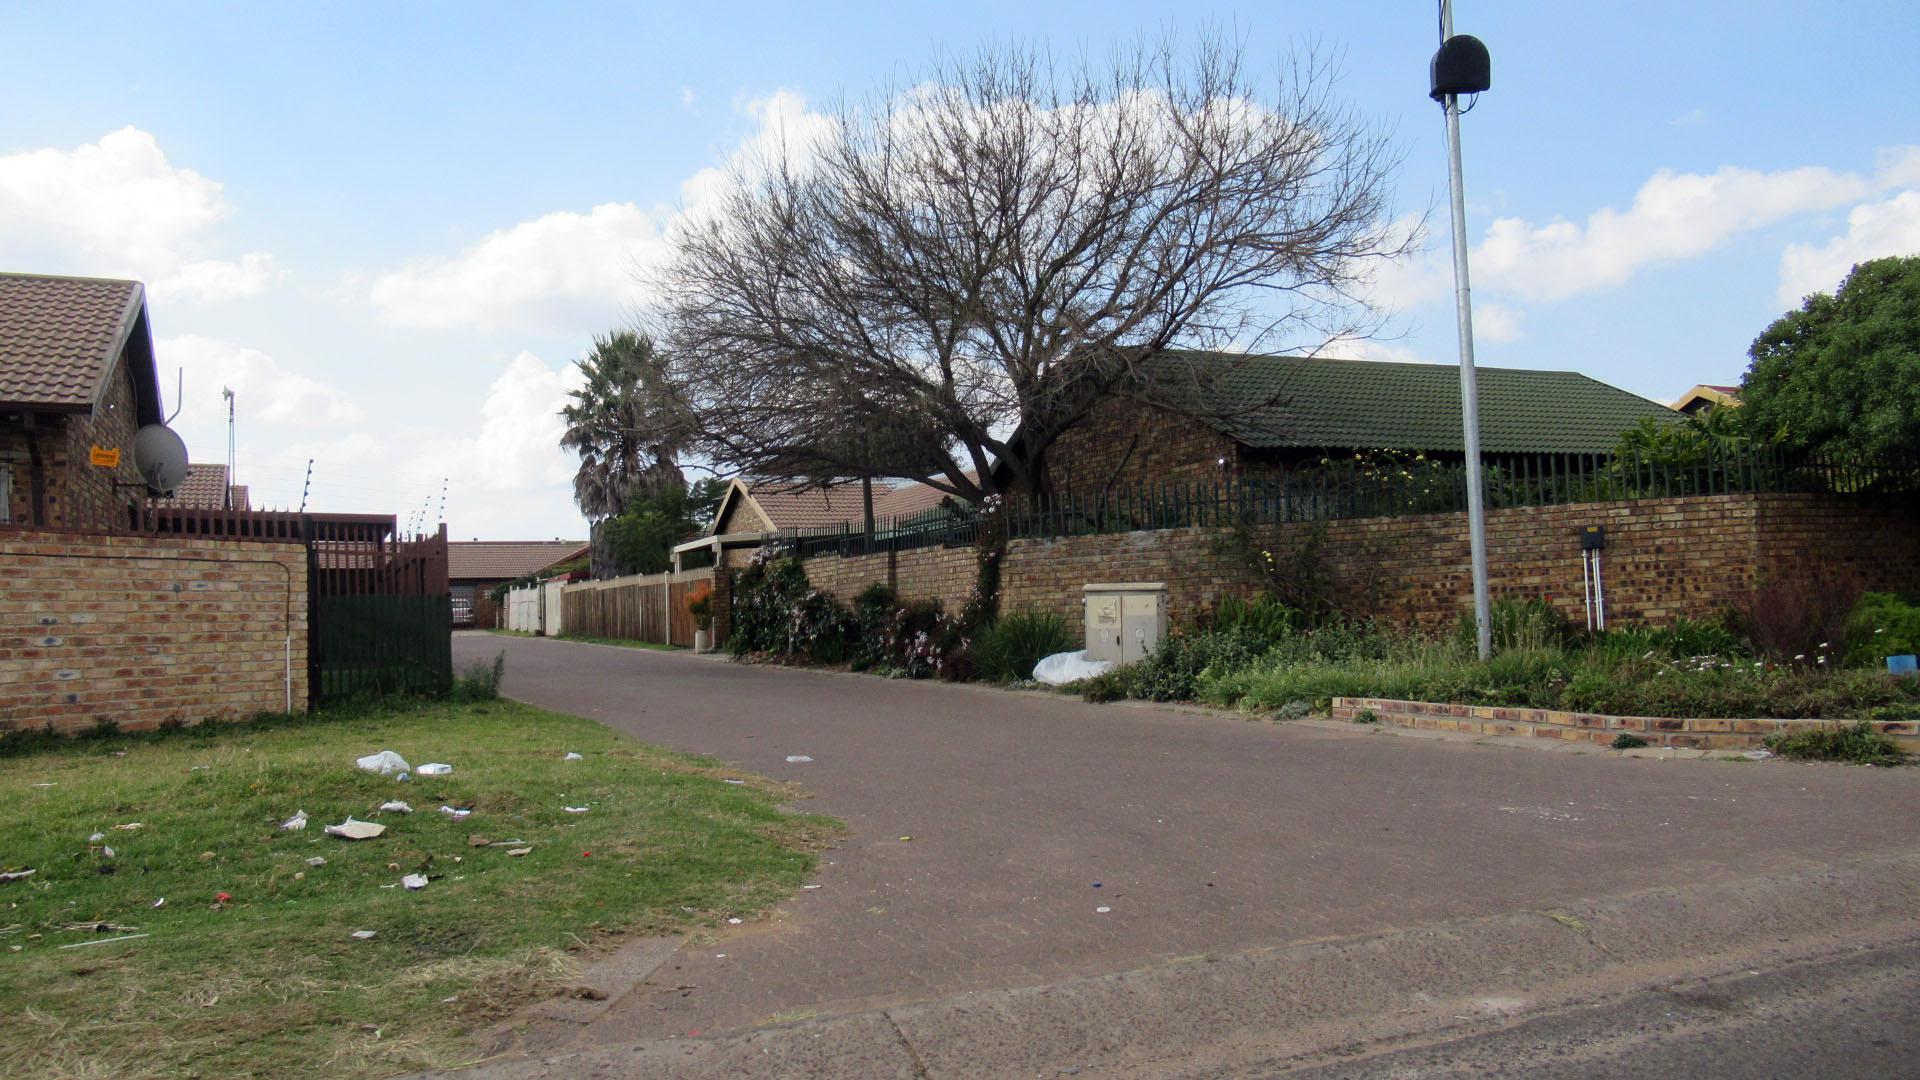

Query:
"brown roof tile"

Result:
[[742, 477, 968, 531], [152, 463, 250, 510], [449, 540, 589, 581], [0, 273, 146, 411]]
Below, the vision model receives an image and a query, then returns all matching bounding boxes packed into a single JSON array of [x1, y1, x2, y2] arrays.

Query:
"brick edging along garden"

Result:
[[1328, 697, 1920, 753]]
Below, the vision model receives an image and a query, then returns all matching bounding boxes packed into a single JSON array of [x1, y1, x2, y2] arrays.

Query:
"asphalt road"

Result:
[[450, 633, 1920, 1076]]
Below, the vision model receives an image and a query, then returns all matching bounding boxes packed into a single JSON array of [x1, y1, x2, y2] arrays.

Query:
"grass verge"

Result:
[[0, 699, 838, 1078]]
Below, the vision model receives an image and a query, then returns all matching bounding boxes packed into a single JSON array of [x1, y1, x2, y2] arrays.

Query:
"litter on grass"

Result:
[[723, 779, 745, 785], [784, 755, 813, 763], [89, 832, 106, 842], [280, 810, 308, 831], [379, 801, 413, 813], [438, 806, 471, 819], [29, 783, 55, 788], [416, 763, 453, 776], [402, 874, 428, 891], [564, 752, 583, 761], [802, 884, 822, 890], [727, 917, 743, 925], [306, 857, 327, 867], [564, 806, 589, 814], [324, 818, 387, 841], [351, 930, 377, 940], [507, 848, 532, 857], [152, 898, 165, 908], [113, 822, 144, 831], [100, 846, 115, 859], [58, 933, 149, 949], [355, 751, 410, 776], [485, 839, 527, 847]]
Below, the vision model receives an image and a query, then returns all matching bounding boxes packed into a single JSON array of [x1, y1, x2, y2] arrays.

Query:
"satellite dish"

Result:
[[132, 424, 190, 497]]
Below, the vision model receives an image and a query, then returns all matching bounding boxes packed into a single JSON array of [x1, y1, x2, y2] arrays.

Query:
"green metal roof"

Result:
[[1139, 352, 1676, 455]]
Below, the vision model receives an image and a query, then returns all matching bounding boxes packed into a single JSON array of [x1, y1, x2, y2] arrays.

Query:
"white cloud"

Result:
[[1364, 149, 1920, 321], [1776, 189, 1920, 304], [158, 253, 281, 303], [1320, 335, 1428, 365], [1472, 163, 1878, 301], [159, 333, 365, 442], [368, 90, 834, 334], [1473, 303, 1524, 344], [368, 202, 668, 332], [0, 126, 275, 304]]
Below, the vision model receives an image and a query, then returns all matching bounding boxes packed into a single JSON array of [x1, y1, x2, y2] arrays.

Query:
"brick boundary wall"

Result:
[[1329, 696, 1920, 754], [796, 493, 1920, 642], [0, 528, 309, 735]]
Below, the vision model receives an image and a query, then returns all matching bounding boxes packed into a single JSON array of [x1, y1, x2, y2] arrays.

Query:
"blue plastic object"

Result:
[[1888, 654, 1918, 676]]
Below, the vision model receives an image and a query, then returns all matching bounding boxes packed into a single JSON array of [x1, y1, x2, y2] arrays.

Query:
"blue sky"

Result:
[[3, 2, 1916, 537]]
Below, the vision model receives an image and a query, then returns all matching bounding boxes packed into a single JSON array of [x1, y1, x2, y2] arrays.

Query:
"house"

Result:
[[1672, 384, 1741, 416], [152, 462, 250, 511], [449, 539, 589, 622], [0, 273, 166, 530], [1042, 352, 1681, 492], [685, 477, 965, 567]]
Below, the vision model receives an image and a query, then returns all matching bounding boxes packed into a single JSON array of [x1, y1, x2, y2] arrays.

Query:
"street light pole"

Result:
[[1436, 0, 1493, 660]]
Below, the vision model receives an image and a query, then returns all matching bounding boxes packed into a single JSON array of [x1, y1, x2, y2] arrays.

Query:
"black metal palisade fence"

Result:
[[783, 446, 1920, 559]]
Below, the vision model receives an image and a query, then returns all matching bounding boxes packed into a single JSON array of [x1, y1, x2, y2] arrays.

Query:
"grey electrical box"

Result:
[[1083, 582, 1169, 665]]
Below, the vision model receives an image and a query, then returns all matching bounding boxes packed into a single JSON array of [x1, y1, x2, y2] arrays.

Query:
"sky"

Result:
[[2, 1, 1916, 540]]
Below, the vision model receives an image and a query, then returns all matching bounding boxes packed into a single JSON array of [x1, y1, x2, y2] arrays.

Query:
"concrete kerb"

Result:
[[440, 853, 1920, 1080]]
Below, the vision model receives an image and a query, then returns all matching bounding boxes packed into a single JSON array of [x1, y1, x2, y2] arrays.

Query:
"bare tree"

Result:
[[662, 35, 1409, 499]]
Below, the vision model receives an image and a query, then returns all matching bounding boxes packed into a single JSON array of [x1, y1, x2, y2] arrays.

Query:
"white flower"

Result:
[[1818, 642, 1829, 649], [1817, 656, 1827, 664], [1794, 654, 1806, 661]]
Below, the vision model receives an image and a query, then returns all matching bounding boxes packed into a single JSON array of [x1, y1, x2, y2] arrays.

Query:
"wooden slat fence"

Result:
[[561, 567, 712, 646]]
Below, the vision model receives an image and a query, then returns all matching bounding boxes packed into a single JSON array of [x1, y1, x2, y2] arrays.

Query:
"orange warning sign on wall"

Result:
[[89, 446, 121, 468]]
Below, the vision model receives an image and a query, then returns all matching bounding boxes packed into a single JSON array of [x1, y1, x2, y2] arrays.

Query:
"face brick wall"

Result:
[[793, 493, 1919, 643], [1047, 399, 1238, 493], [0, 352, 147, 531], [0, 529, 309, 734]]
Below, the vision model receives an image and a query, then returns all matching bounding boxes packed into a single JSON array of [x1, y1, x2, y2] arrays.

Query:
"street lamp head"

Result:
[[1429, 34, 1491, 102]]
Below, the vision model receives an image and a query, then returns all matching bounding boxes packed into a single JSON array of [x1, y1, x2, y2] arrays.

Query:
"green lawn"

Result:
[[0, 700, 838, 1079]]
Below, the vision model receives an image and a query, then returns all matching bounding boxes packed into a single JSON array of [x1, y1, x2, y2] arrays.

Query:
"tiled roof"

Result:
[[738, 478, 968, 532], [152, 463, 251, 510], [1140, 352, 1677, 455], [449, 540, 589, 581], [0, 273, 146, 411]]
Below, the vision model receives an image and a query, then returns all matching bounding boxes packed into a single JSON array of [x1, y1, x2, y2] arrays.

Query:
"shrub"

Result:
[[1732, 573, 1859, 661], [1764, 721, 1908, 766], [1591, 617, 1748, 663], [1459, 596, 1576, 653], [727, 557, 853, 661], [449, 651, 506, 702], [1846, 592, 1920, 667], [972, 611, 1073, 683], [1208, 593, 1299, 644], [1078, 664, 1142, 703], [850, 583, 901, 671], [1610, 732, 1649, 750], [1131, 628, 1273, 702], [685, 582, 714, 629]]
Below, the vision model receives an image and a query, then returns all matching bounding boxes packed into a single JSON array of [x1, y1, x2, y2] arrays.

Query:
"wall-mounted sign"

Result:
[[89, 446, 121, 468]]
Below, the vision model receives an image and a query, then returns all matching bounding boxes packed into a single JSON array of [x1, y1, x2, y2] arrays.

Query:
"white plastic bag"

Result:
[[355, 751, 410, 776], [1032, 650, 1114, 686]]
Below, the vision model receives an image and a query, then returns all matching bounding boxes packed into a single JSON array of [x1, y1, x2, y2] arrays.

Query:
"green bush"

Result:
[[1459, 596, 1577, 653], [1132, 628, 1274, 703], [1591, 617, 1748, 663], [1846, 592, 1920, 667], [972, 611, 1073, 684], [1764, 721, 1908, 766], [727, 557, 852, 661], [1209, 594, 1299, 643], [1077, 664, 1142, 703], [1610, 732, 1649, 749], [449, 651, 506, 702]]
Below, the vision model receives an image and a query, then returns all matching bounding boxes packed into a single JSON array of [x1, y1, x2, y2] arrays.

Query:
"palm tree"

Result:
[[560, 331, 688, 521]]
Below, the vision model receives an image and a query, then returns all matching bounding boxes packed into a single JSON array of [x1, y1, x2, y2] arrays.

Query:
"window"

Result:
[[0, 464, 11, 522]]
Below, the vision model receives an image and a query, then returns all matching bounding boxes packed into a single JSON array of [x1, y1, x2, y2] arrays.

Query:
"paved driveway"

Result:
[[454, 633, 1920, 1046]]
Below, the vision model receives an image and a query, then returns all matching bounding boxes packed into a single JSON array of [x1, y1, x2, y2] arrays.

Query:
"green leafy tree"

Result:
[[1740, 255, 1920, 459], [601, 477, 727, 575], [560, 331, 689, 520]]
